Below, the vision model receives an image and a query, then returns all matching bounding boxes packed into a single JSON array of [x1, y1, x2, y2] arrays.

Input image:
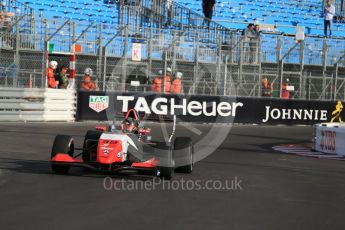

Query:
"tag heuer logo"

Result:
[[89, 96, 109, 113]]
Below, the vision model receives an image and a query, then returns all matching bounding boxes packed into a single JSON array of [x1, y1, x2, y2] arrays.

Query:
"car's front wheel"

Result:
[[51, 135, 74, 174]]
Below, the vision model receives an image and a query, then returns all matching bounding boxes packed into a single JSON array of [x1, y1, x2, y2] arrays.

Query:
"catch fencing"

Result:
[[1, 0, 345, 101]]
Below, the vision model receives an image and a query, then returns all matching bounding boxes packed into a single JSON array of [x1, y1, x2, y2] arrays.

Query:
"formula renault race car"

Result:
[[50, 109, 193, 179]]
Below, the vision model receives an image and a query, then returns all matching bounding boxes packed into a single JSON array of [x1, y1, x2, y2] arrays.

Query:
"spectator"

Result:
[[150, 68, 171, 93], [165, 0, 174, 27], [150, 70, 163, 93], [0, 11, 14, 46], [80, 68, 97, 91], [262, 77, 273, 97], [164, 67, 172, 93], [153, 0, 163, 15], [46, 61, 59, 89], [202, 0, 216, 28], [170, 71, 182, 94], [281, 78, 290, 99], [0, 11, 14, 33], [251, 24, 261, 63], [324, 0, 335, 37], [56, 66, 69, 89], [243, 23, 256, 63]]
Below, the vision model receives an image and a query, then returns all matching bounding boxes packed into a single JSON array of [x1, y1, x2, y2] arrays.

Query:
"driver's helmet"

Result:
[[121, 117, 139, 133]]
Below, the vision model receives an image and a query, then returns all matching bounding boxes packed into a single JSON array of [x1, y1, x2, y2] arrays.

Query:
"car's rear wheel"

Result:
[[155, 142, 174, 180], [174, 137, 193, 173], [82, 130, 102, 162], [51, 135, 74, 174]]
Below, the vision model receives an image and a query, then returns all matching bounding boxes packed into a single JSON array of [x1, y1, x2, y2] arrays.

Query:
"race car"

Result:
[[50, 109, 194, 179]]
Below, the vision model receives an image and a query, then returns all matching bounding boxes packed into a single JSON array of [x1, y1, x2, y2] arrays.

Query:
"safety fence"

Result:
[[0, 88, 76, 121], [1, 0, 345, 101]]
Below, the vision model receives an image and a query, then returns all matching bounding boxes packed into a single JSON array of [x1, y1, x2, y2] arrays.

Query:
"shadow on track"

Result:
[[0, 157, 155, 181]]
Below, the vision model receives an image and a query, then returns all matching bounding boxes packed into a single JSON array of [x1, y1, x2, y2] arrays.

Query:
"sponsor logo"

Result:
[[331, 101, 343, 123], [262, 106, 328, 123], [320, 130, 336, 152], [116, 96, 243, 117], [89, 96, 109, 113]]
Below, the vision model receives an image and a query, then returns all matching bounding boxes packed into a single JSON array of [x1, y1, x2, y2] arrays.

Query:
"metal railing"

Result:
[[1, 0, 345, 101]]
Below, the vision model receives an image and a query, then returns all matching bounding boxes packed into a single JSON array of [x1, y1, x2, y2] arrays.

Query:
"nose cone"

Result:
[[97, 140, 124, 164]]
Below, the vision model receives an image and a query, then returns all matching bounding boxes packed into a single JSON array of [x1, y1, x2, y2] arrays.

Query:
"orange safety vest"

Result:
[[170, 78, 182, 94], [262, 82, 273, 96], [281, 83, 290, 99], [80, 81, 96, 91], [46, 67, 57, 88], [164, 75, 171, 93], [150, 77, 163, 92]]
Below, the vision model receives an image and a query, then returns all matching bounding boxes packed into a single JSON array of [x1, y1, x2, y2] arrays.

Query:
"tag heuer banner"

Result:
[[77, 91, 344, 125]]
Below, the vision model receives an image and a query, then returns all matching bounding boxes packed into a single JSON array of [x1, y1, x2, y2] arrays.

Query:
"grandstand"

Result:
[[179, 0, 345, 36], [0, 0, 345, 100]]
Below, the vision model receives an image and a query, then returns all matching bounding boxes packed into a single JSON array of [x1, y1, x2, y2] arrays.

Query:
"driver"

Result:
[[121, 117, 139, 134]]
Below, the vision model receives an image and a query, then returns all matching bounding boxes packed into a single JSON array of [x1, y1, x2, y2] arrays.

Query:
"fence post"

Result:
[[334, 63, 338, 100], [193, 32, 199, 94], [172, 30, 177, 73], [322, 37, 327, 100], [13, 15, 21, 87], [239, 35, 244, 86], [216, 37, 222, 95], [42, 20, 49, 89], [299, 40, 305, 98], [122, 26, 129, 89], [257, 35, 262, 97], [97, 24, 103, 88], [148, 28, 152, 83], [103, 47, 107, 91], [228, 31, 235, 96], [277, 35, 283, 98]]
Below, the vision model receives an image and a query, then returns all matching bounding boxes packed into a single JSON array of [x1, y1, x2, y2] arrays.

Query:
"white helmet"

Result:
[[49, 60, 58, 70], [158, 70, 163, 75], [176, 72, 182, 79], [166, 67, 172, 73], [84, 68, 93, 76]]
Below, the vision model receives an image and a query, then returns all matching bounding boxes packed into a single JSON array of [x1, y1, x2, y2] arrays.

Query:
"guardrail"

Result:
[[0, 88, 76, 121], [313, 122, 345, 156]]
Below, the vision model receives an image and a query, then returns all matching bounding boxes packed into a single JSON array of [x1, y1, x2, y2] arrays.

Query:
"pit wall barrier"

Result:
[[313, 123, 345, 156], [77, 91, 345, 125], [0, 88, 76, 121]]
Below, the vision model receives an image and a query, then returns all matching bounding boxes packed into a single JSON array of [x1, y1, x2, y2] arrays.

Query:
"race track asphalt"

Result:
[[0, 122, 345, 230]]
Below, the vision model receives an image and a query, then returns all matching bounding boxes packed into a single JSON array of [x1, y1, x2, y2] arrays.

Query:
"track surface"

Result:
[[0, 122, 345, 230]]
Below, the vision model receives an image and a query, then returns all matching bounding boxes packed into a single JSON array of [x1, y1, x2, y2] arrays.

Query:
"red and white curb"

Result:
[[272, 144, 345, 160]]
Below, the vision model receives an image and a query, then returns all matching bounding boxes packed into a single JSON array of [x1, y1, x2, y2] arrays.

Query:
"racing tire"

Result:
[[82, 130, 102, 162], [174, 137, 193, 174], [156, 143, 174, 180], [51, 135, 74, 174]]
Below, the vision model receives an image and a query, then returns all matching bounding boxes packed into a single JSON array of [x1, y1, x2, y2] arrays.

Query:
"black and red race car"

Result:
[[50, 109, 194, 179]]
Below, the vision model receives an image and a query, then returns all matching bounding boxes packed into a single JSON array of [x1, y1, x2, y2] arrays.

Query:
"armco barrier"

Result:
[[77, 91, 345, 125], [313, 123, 345, 156], [0, 88, 76, 121]]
